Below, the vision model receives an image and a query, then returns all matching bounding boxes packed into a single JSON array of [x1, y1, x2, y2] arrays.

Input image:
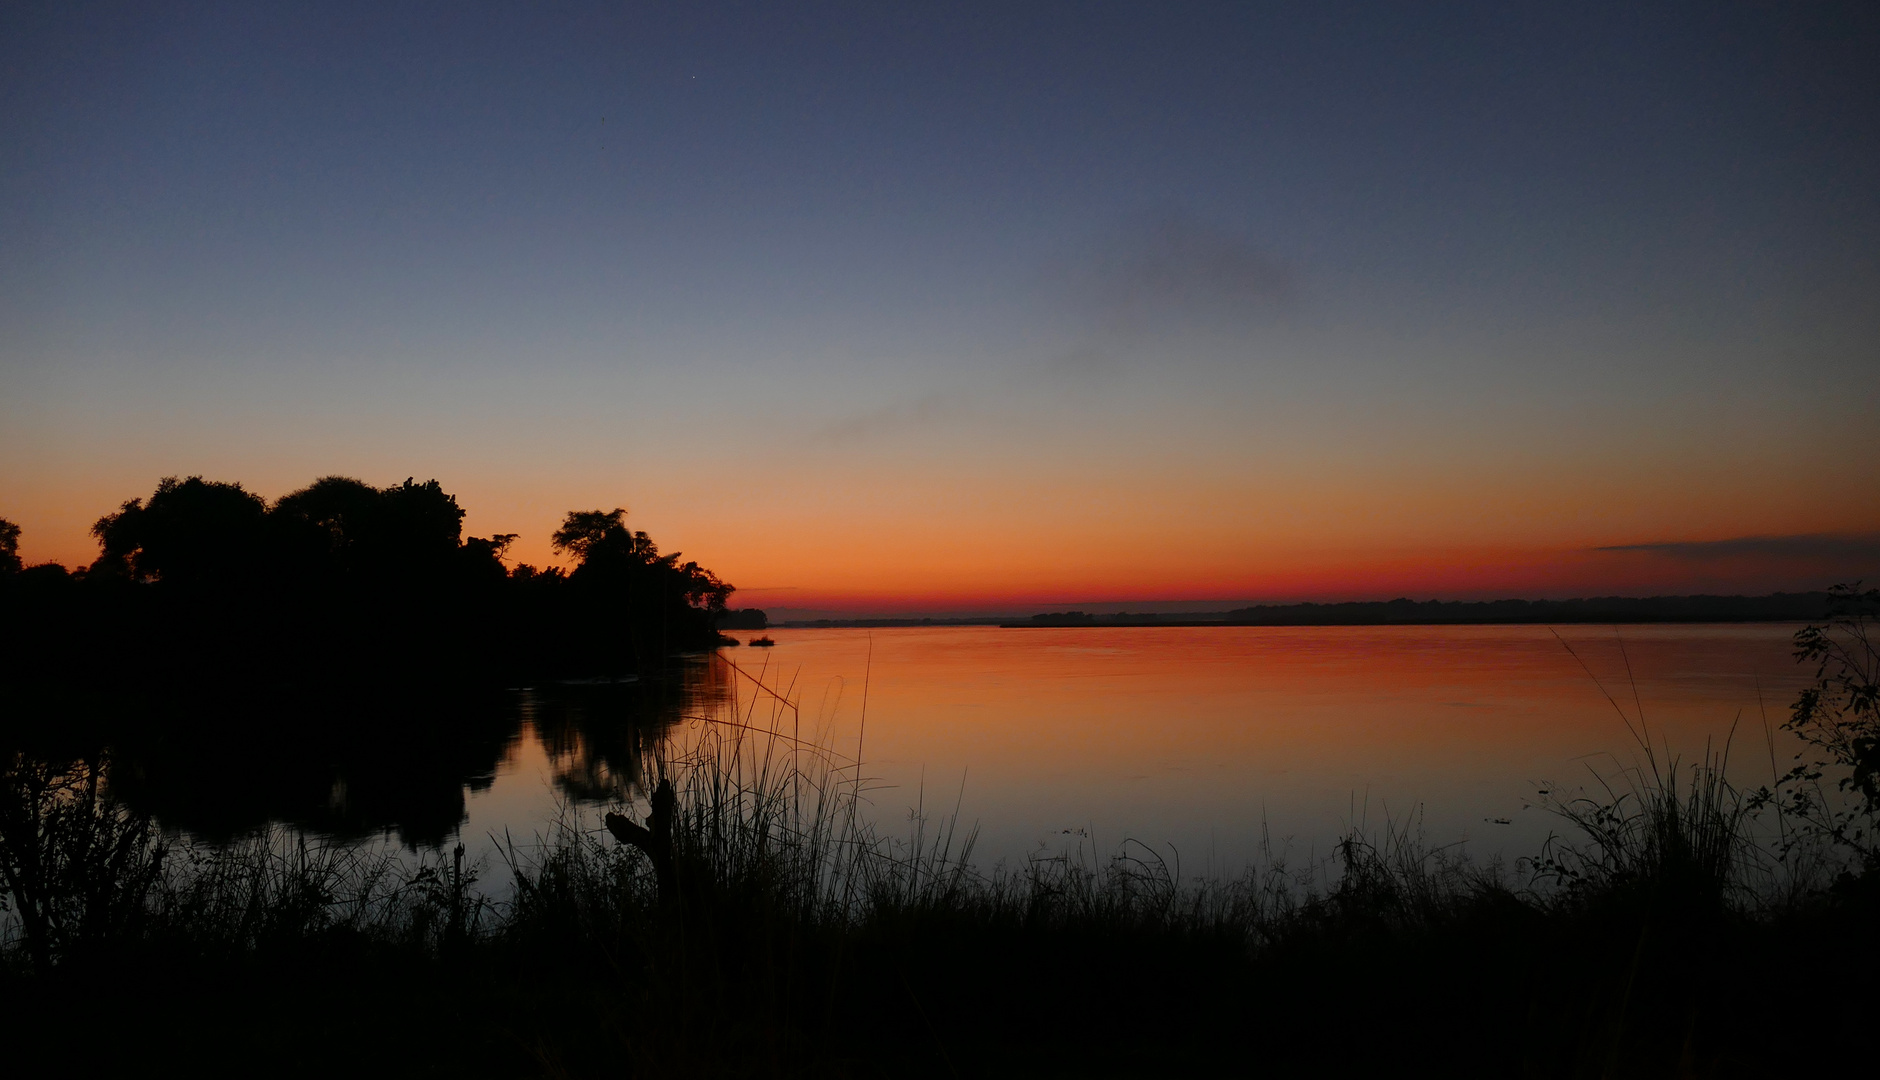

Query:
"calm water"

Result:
[[459, 623, 1814, 872]]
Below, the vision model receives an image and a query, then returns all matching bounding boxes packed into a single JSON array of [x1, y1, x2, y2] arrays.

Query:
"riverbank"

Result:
[[8, 596, 1877, 1074], [4, 719, 1876, 1077]]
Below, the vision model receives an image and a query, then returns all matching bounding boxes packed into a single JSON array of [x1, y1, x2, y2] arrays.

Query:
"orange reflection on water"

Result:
[[708, 623, 1813, 868]]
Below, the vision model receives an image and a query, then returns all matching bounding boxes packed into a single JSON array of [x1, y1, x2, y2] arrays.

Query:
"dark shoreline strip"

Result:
[[781, 591, 1835, 630]]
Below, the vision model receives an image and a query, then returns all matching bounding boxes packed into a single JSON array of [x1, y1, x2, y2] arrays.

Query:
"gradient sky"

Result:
[[4, 2, 1877, 615]]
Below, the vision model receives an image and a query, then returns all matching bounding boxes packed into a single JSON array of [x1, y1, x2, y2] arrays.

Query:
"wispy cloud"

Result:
[[812, 393, 964, 444], [1034, 214, 1295, 380], [1078, 214, 1293, 331], [1595, 533, 1880, 563]]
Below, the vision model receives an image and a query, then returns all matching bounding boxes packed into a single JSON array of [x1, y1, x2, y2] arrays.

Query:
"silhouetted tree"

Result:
[[3, 479, 735, 697], [270, 475, 384, 575], [271, 475, 487, 583], [547, 508, 733, 669], [459, 532, 517, 584], [378, 477, 470, 566], [0, 517, 20, 575], [554, 509, 730, 608], [90, 477, 268, 586], [551, 508, 657, 564]]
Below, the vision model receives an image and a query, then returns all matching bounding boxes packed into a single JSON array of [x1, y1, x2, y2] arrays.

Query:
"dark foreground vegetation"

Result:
[[4, 677, 1877, 1077], [3, 493, 1878, 1074]]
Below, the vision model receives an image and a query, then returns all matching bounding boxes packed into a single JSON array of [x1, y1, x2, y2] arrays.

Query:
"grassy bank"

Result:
[[8, 594, 1880, 1075], [4, 718, 1875, 1077]]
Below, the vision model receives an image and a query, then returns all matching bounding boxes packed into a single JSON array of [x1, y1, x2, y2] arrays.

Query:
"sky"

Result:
[[3, 1, 1877, 616]]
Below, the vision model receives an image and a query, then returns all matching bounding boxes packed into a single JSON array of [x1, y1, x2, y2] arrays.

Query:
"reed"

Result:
[[3, 659, 1876, 1075]]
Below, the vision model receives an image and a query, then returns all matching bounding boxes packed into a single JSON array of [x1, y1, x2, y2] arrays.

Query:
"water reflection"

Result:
[[701, 623, 1820, 867], [4, 626, 1821, 866], [524, 660, 732, 806], [12, 657, 732, 849]]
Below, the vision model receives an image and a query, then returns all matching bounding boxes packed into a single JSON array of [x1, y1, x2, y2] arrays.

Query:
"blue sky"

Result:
[[4, 2, 1876, 610]]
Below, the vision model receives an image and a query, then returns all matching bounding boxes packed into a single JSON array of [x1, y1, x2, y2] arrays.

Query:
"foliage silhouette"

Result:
[[1754, 583, 1880, 866], [1, 475, 736, 700], [0, 516, 21, 575], [0, 477, 738, 847], [0, 752, 164, 974], [91, 476, 270, 586], [541, 507, 732, 674]]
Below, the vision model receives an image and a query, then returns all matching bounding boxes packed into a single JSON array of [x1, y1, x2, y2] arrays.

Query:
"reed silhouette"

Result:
[[3, 645, 1877, 1076]]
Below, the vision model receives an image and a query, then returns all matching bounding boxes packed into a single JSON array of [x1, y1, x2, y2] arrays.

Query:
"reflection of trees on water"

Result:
[[96, 689, 520, 847], [525, 657, 733, 805], [4, 656, 732, 849]]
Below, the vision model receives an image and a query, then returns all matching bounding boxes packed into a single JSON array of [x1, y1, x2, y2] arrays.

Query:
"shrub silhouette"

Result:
[[1759, 583, 1880, 866]]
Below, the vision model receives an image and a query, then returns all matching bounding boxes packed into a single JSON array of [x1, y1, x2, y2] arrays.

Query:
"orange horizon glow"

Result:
[[7, 464, 1874, 614], [6, 6, 1878, 624]]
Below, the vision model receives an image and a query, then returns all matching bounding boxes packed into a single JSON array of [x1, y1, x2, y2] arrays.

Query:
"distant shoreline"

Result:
[[777, 591, 1836, 630], [994, 617, 1818, 629]]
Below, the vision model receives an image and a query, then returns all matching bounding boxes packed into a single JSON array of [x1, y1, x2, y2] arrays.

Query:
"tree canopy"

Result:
[[2, 476, 736, 689], [91, 476, 268, 586]]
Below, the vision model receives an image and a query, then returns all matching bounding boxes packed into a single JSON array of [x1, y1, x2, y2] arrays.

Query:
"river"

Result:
[[455, 622, 1814, 874]]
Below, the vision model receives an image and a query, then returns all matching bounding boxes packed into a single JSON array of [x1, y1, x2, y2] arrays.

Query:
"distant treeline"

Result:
[[1016, 593, 1836, 627], [783, 616, 1007, 628], [0, 475, 735, 699], [715, 607, 769, 631]]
